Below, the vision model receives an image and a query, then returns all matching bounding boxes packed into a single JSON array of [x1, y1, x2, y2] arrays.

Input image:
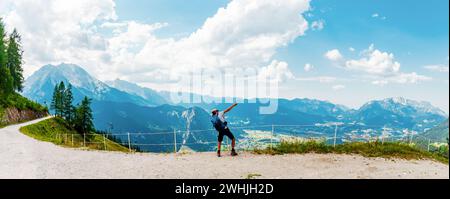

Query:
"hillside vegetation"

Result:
[[0, 92, 47, 112], [254, 140, 449, 164], [0, 93, 48, 128], [20, 117, 129, 152], [422, 119, 449, 142]]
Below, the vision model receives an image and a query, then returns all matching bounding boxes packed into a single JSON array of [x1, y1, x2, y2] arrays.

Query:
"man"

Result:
[[211, 103, 238, 157]]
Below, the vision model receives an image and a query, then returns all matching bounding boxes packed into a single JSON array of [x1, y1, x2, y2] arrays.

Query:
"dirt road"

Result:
[[1, 118, 448, 179]]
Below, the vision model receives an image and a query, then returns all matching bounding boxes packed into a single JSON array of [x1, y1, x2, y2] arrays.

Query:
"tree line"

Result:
[[51, 81, 95, 134], [0, 18, 95, 135], [0, 18, 24, 97]]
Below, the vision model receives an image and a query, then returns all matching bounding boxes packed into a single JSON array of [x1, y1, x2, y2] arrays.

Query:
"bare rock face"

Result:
[[0, 108, 47, 125]]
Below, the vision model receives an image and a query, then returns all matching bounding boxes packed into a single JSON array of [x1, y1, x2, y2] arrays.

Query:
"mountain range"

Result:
[[422, 119, 449, 142], [23, 64, 161, 107], [22, 63, 449, 151]]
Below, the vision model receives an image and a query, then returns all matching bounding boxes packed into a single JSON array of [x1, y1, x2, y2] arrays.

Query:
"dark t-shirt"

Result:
[[211, 115, 227, 131]]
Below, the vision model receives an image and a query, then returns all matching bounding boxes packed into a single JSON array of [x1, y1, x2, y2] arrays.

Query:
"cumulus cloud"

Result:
[[324, 49, 343, 61], [345, 44, 400, 76], [325, 44, 431, 85], [135, 0, 310, 74], [258, 60, 294, 83], [1, 0, 117, 77], [1, 0, 311, 87]]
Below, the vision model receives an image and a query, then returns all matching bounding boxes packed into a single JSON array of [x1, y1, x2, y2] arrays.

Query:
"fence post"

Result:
[[333, 124, 338, 148], [71, 134, 74, 146], [271, 124, 274, 151], [103, 134, 107, 150], [83, 133, 86, 147], [127, 132, 131, 153], [427, 139, 431, 152], [174, 129, 178, 154]]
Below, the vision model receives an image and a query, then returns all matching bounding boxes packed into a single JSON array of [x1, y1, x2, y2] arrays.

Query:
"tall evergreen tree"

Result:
[[63, 84, 75, 123], [56, 82, 66, 117], [50, 82, 68, 117], [74, 96, 94, 134], [0, 18, 13, 96], [50, 84, 59, 116], [6, 29, 24, 92]]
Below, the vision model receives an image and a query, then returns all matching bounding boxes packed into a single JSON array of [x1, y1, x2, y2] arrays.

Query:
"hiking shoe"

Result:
[[231, 150, 238, 157]]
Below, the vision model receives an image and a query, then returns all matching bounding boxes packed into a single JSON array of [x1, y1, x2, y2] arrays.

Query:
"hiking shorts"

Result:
[[218, 128, 235, 142]]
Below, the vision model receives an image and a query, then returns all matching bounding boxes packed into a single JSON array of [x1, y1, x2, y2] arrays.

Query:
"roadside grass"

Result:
[[254, 139, 449, 164], [19, 117, 129, 153]]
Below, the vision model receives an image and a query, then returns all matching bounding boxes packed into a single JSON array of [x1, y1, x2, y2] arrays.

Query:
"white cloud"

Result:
[[304, 63, 314, 72], [326, 44, 431, 85], [349, 47, 355, 52], [332, 85, 346, 91], [259, 60, 294, 83], [345, 44, 400, 76], [424, 65, 449, 73], [311, 20, 324, 31], [324, 49, 343, 61], [1, 0, 117, 77], [2, 0, 312, 86]]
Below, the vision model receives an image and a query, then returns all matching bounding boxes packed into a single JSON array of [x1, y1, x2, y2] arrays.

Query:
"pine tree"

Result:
[[57, 82, 66, 117], [6, 29, 24, 92], [50, 82, 68, 117], [63, 84, 74, 123], [50, 85, 59, 116], [0, 18, 13, 96], [74, 96, 94, 134]]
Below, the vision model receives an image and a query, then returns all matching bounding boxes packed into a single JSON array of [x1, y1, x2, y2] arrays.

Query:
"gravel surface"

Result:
[[1, 118, 448, 179]]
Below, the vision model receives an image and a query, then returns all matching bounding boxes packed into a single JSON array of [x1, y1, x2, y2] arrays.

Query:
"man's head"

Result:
[[211, 109, 219, 116]]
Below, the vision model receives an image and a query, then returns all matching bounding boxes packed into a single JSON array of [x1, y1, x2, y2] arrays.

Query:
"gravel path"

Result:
[[1, 118, 448, 179]]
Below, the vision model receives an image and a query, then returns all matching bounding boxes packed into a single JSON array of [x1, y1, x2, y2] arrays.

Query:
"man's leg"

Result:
[[217, 142, 222, 157], [217, 132, 224, 157], [225, 128, 238, 156]]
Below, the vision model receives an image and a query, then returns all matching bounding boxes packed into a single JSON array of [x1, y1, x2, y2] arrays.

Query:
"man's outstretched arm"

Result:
[[224, 103, 238, 113]]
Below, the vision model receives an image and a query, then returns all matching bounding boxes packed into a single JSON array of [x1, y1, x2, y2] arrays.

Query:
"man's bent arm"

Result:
[[224, 103, 238, 113]]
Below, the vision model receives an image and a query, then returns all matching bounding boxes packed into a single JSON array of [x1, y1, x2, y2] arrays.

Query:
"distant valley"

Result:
[[22, 63, 449, 152]]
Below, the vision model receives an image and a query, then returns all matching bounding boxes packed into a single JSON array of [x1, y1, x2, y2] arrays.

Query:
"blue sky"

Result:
[[114, 0, 449, 111], [1, 0, 448, 112], [115, 0, 229, 37]]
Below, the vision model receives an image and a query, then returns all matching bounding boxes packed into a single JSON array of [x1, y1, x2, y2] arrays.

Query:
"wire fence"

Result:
[[53, 123, 449, 154]]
